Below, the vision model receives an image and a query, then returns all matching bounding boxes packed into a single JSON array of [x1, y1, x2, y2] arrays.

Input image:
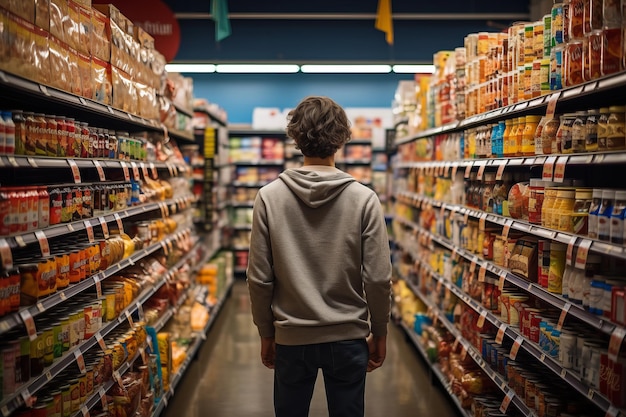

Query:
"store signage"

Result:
[[94, 0, 181, 61]]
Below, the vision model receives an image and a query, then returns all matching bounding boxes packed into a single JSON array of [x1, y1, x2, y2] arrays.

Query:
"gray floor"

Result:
[[163, 279, 460, 417]]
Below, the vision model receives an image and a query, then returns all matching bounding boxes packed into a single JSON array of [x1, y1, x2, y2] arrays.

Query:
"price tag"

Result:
[[107, 106, 115, 114], [93, 160, 106, 181], [166, 163, 175, 177], [561, 368, 567, 378], [95, 332, 107, 351], [464, 163, 473, 179], [479, 213, 487, 231], [36, 302, 45, 313], [113, 370, 124, 387], [20, 388, 32, 407], [74, 349, 86, 373], [476, 163, 486, 181], [141, 162, 149, 178], [67, 223, 75, 232], [546, 91, 561, 118], [470, 257, 477, 274], [114, 213, 124, 234], [15, 235, 25, 248], [451, 164, 458, 178], [161, 241, 169, 255], [439, 205, 446, 220], [94, 275, 102, 298], [463, 212, 470, 224], [498, 271, 506, 291], [495, 160, 507, 181], [120, 161, 130, 182], [39, 84, 50, 96], [452, 336, 460, 352], [67, 159, 82, 183], [34, 230, 50, 257], [451, 248, 458, 261], [59, 292, 66, 300], [478, 265, 487, 282], [130, 162, 140, 181], [574, 239, 592, 270], [99, 217, 110, 239], [556, 303, 571, 331], [460, 344, 468, 361], [125, 310, 134, 327], [99, 387, 108, 409], [509, 335, 524, 360], [588, 388, 595, 400], [553, 156, 568, 183], [80, 405, 90, 417], [19, 309, 37, 341], [499, 389, 515, 413], [159, 202, 169, 218], [0, 239, 13, 270], [27, 157, 38, 167], [542, 156, 557, 181], [149, 162, 157, 179], [605, 405, 619, 417], [7, 156, 18, 167], [166, 240, 174, 255], [139, 346, 147, 363], [84, 220, 95, 243], [566, 236, 578, 266], [163, 394, 169, 407], [496, 323, 507, 344], [609, 327, 626, 362], [477, 310, 488, 328], [502, 220, 512, 238], [136, 302, 144, 320]]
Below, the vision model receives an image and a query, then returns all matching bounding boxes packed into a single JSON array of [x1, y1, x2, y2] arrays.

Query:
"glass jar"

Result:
[[597, 107, 611, 150], [557, 113, 577, 154], [556, 188, 577, 232], [482, 172, 496, 212], [601, 26, 622, 76], [523, 115, 542, 155], [571, 188, 592, 235], [588, 188, 603, 238], [564, 39, 584, 87], [534, 116, 548, 155], [571, 111, 588, 152], [542, 115, 560, 154], [584, 109, 600, 152], [606, 105, 625, 150]]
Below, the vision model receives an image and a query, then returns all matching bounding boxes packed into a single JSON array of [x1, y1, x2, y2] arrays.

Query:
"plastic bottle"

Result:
[[597, 189, 615, 241], [571, 188, 592, 235], [610, 190, 626, 244], [523, 115, 542, 156]]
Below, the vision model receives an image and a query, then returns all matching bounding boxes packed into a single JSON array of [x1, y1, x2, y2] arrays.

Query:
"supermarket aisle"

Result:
[[163, 279, 459, 417]]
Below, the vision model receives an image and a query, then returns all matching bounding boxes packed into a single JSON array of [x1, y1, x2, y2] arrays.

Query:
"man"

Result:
[[247, 96, 392, 417]]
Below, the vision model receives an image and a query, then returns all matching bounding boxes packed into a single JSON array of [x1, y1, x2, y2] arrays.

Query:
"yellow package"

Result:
[[34, 0, 49, 30], [90, 7, 110, 62], [32, 25, 50, 86], [48, 36, 70, 91], [91, 56, 111, 104], [49, 0, 66, 43], [68, 46, 81, 96], [77, 51, 91, 98]]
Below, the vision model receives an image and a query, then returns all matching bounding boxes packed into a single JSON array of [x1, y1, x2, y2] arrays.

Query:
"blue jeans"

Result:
[[274, 339, 369, 417]]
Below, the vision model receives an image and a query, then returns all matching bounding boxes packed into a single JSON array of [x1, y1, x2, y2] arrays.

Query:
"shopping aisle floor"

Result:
[[163, 279, 460, 417]]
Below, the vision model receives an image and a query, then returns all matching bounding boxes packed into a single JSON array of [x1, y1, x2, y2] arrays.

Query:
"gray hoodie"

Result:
[[247, 167, 392, 346]]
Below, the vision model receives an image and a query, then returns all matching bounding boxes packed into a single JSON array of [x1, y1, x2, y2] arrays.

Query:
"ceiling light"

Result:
[[392, 65, 436, 74], [165, 64, 216, 73], [300, 65, 392, 74], [215, 64, 300, 73]]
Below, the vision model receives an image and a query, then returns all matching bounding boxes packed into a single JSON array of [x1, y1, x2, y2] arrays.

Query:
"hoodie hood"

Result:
[[279, 168, 355, 208]]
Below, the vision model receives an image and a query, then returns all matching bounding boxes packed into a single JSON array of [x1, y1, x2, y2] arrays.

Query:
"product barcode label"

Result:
[[84, 221, 95, 243], [93, 160, 106, 181], [542, 156, 557, 181], [574, 239, 592, 269], [94, 275, 102, 298], [35, 230, 50, 257], [509, 336, 524, 360], [99, 217, 110, 239], [130, 162, 140, 181], [120, 161, 130, 181], [499, 390, 515, 413], [477, 310, 488, 328], [495, 160, 507, 181], [67, 159, 82, 183], [496, 323, 506, 344], [553, 156, 568, 183], [556, 303, 571, 331], [114, 213, 124, 234], [546, 92, 561, 118]]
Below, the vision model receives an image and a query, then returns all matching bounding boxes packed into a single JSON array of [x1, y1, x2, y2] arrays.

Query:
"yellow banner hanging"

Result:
[[375, 0, 394, 45]]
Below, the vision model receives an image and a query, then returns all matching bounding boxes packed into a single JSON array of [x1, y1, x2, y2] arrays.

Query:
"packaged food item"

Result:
[[606, 105, 626, 150], [601, 26, 623, 76], [76, 51, 91, 98], [598, 189, 615, 241], [91, 57, 112, 104], [564, 39, 584, 87], [508, 182, 530, 220], [509, 237, 539, 282], [112, 66, 137, 114], [63, 0, 80, 50], [610, 190, 626, 244], [90, 7, 110, 62], [34, 0, 49, 31], [48, 0, 66, 43], [48, 35, 71, 92], [77, 5, 90, 55], [68, 46, 82, 96]]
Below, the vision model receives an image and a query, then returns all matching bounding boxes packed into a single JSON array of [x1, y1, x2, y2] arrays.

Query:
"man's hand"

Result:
[[366, 334, 387, 372], [260, 336, 276, 369]]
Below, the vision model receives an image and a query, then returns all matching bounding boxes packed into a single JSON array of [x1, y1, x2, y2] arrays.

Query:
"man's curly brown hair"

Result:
[[286, 96, 351, 158]]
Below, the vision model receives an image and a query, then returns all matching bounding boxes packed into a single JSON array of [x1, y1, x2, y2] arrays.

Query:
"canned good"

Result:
[[564, 39, 584, 87]]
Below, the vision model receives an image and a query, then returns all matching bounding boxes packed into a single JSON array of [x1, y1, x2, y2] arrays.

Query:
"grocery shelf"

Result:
[[193, 106, 228, 127], [232, 160, 285, 166], [169, 128, 195, 143], [397, 321, 472, 417], [0, 70, 168, 135], [1, 194, 193, 253], [172, 102, 194, 119], [0, 155, 183, 173], [397, 190, 626, 264], [0, 227, 192, 338], [394, 150, 626, 171], [394, 213, 620, 337], [410, 252, 616, 417], [398, 272, 533, 417], [228, 129, 287, 137], [394, 70, 626, 145], [152, 279, 234, 417]]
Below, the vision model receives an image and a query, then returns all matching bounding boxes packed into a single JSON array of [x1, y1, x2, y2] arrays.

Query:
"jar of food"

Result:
[[564, 39, 584, 87], [542, 187, 559, 229], [46, 115, 57, 155], [570, 111, 587, 152], [515, 116, 526, 156], [563, 0, 572, 43], [601, 26, 622, 76], [534, 116, 548, 155], [506, 118, 519, 157], [584, 109, 600, 151], [597, 107, 611, 150], [587, 29, 603, 81], [571, 188, 592, 235], [549, 242, 568, 294], [523, 115, 542, 155], [502, 119, 512, 157], [542, 115, 560, 154], [556, 188, 576, 232], [606, 105, 625, 150], [557, 113, 577, 154]]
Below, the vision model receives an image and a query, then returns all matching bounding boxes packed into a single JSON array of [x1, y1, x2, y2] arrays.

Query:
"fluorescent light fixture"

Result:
[[392, 64, 436, 74], [215, 64, 300, 73], [300, 64, 392, 73], [165, 64, 216, 73]]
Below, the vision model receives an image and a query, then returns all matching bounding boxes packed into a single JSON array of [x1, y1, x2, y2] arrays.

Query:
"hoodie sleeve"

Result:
[[361, 194, 392, 337], [246, 191, 276, 338]]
